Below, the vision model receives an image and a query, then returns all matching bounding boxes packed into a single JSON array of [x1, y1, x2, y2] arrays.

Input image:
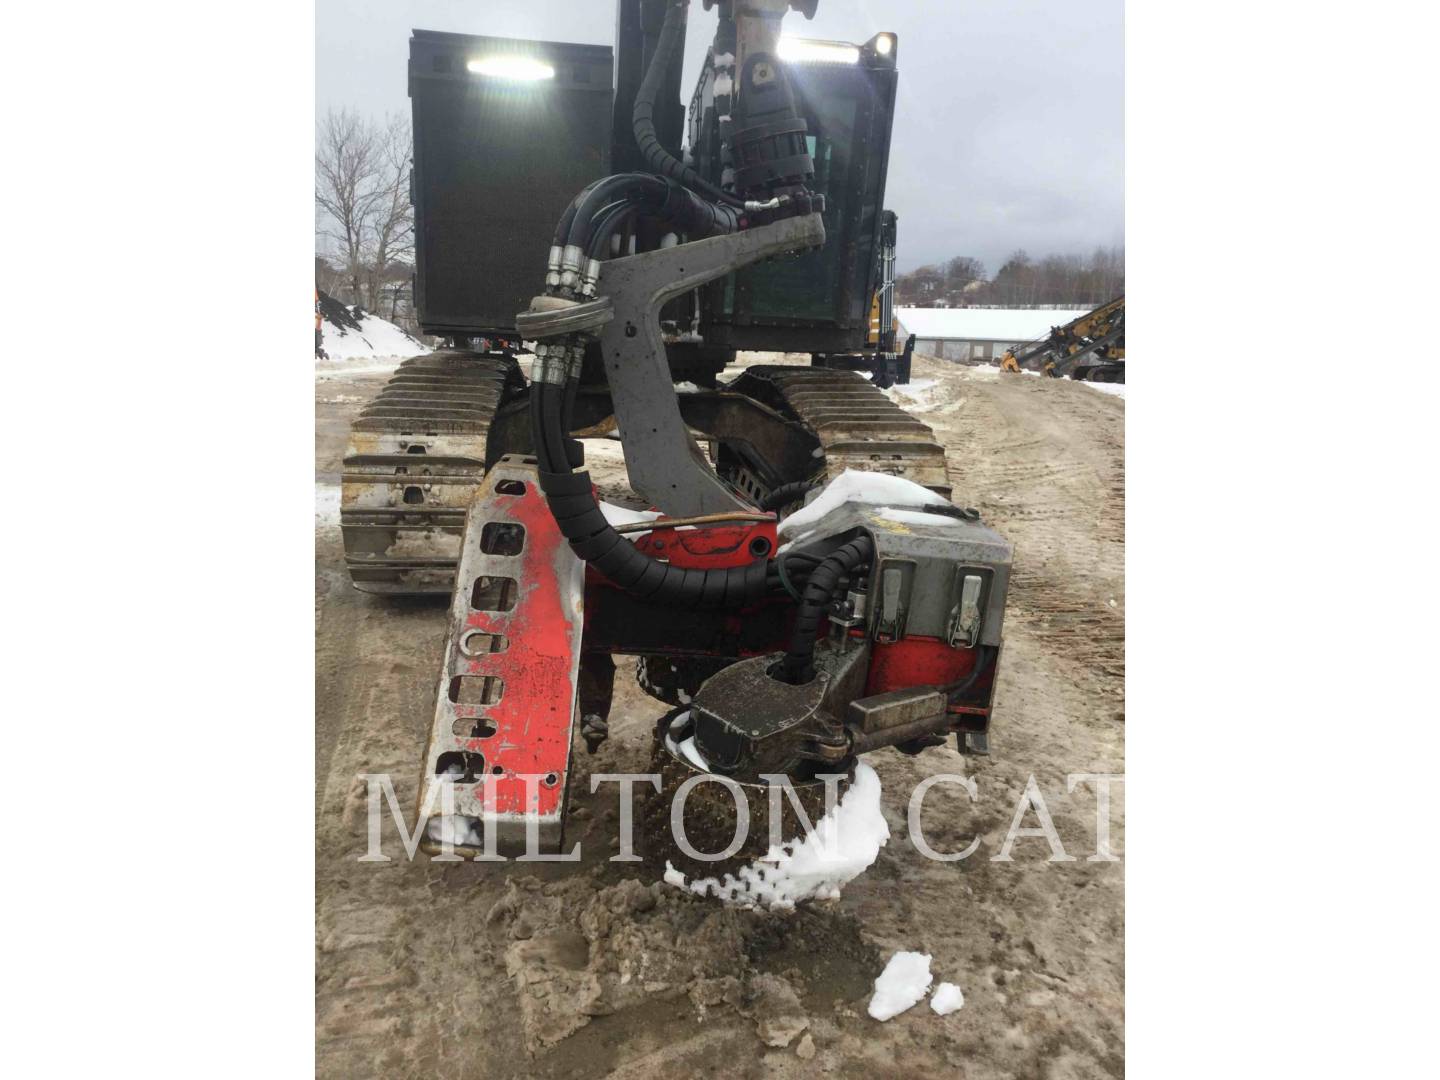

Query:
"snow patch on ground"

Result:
[[879, 377, 941, 412], [779, 469, 950, 541], [965, 361, 1126, 398], [930, 982, 965, 1015], [867, 951, 934, 1021], [663, 761, 890, 911], [1081, 379, 1126, 398], [315, 359, 406, 380], [315, 483, 340, 527]]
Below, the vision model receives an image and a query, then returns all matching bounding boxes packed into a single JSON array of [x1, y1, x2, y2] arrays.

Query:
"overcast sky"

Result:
[[317, 0, 1123, 275]]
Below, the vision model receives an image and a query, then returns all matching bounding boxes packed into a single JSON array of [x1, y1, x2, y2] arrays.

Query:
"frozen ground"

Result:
[[314, 353, 1125, 1077]]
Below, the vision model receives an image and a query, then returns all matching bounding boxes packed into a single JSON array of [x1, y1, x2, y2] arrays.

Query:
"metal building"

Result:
[[896, 306, 1090, 364]]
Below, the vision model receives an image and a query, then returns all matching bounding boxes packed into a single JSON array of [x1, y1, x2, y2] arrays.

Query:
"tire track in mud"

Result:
[[926, 364, 1126, 682], [314, 360, 1127, 1079]]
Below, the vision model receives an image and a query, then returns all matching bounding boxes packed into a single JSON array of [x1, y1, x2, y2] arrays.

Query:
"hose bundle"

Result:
[[778, 534, 874, 684]]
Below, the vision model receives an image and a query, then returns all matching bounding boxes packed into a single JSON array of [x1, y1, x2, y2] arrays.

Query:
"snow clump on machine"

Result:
[[662, 761, 890, 911], [778, 469, 951, 544]]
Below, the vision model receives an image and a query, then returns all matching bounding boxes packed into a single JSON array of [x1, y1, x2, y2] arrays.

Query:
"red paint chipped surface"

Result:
[[456, 486, 579, 817]]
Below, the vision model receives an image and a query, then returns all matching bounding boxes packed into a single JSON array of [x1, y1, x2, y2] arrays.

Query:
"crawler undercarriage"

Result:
[[339, 0, 1015, 871]]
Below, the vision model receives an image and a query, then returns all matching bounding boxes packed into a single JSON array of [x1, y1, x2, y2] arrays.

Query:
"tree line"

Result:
[[314, 108, 416, 327], [895, 246, 1124, 309]]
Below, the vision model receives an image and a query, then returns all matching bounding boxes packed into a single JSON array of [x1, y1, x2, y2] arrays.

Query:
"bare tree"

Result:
[[896, 246, 1123, 309], [315, 108, 381, 307], [363, 114, 414, 312], [944, 256, 986, 291]]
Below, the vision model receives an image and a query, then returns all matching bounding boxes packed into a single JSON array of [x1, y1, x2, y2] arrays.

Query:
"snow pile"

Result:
[[318, 304, 429, 362], [930, 982, 965, 1015], [664, 761, 891, 911], [779, 469, 951, 542], [867, 951, 934, 1021]]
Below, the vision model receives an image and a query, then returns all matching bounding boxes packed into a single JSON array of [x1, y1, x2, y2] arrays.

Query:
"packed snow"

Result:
[[930, 982, 965, 1015], [876, 507, 967, 529], [778, 469, 951, 542], [867, 951, 934, 1021], [663, 761, 891, 911]]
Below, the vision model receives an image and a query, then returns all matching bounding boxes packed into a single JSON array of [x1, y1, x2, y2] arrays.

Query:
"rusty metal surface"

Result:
[[727, 366, 952, 497], [418, 456, 585, 856], [340, 350, 519, 595]]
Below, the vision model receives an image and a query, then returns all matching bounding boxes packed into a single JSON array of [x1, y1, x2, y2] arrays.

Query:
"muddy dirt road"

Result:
[[315, 355, 1125, 1078]]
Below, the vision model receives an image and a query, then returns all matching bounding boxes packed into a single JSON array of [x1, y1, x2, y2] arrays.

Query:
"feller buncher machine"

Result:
[[999, 296, 1125, 383], [340, 0, 1013, 864]]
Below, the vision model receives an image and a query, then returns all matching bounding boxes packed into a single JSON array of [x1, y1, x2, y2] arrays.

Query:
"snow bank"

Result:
[[930, 982, 964, 1015], [318, 309, 429, 362], [868, 951, 934, 1021], [664, 761, 891, 911], [778, 469, 950, 542]]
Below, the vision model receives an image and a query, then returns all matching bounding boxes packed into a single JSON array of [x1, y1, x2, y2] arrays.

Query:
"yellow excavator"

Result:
[[999, 295, 1124, 383]]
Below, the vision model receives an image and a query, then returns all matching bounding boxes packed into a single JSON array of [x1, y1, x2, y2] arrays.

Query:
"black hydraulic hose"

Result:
[[633, 0, 746, 209], [759, 481, 816, 513], [779, 534, 874, 684], [568, 174, 659, 252], [937, 645, 996, 698], [586, 201, 635, 259], [561, 375, 584, 468], [531, 381, 770, 609], [553, 179, 608, 248], [567, 174, 739, 265]]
